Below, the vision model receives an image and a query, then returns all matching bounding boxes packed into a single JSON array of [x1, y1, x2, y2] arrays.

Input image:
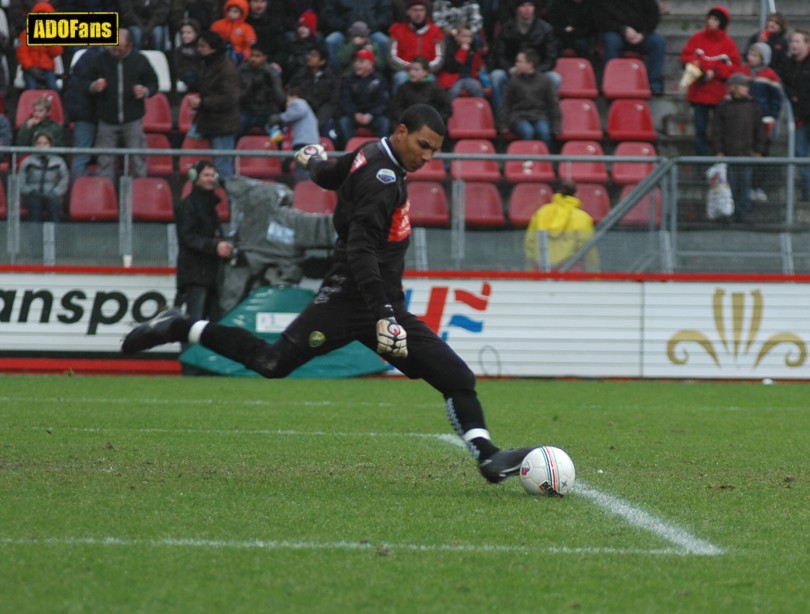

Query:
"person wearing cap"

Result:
[[680, 6, 741, 156], [286, 10, 323, 78], [319, 1, 392, 73], [18, 131, 69, 223], [337, 48, 391, 148], [336, 21, 387, 77], [782, 30, 810, 203], [711, 72, 766, 223], [388, 0, 446, 93]]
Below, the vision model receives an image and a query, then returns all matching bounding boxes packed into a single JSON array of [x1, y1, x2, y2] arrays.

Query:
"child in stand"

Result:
[[268, 86, 320, 183], [18, 131, 69, 223], [437, 24, 488, 100], [390, 56, 452, 126], [174, 18, 203, 92], [238, 42, 285, 138], [16, 94, 65, 148], [286, 10, 322, 79], [210, 0, 257, 66]]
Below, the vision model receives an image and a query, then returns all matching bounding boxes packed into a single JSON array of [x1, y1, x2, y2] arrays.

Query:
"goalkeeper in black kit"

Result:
[[122, 103, 535, 484]]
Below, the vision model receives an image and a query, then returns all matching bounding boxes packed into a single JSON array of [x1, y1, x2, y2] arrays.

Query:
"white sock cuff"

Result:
[[188, 321, 209, 344], [462, 428, 491, 443]]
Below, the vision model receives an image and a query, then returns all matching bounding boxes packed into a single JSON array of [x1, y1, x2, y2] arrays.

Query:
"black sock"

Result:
[[169, 316, 193, 342]]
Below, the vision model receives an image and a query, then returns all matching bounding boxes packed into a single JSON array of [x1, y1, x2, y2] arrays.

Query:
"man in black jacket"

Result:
[[84, 28, 158, 182], [122, 104, 540, 487]]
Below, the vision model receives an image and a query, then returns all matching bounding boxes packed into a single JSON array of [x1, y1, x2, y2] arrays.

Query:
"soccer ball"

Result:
[[519, 446, 576, 497]]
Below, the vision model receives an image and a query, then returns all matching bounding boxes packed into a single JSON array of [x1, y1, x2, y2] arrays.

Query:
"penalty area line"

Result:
[[434, 434, 724, 557]]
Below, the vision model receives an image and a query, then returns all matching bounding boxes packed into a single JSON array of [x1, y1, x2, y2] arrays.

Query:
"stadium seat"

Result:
[[344, 136, 377, 152], [15, 88, 63, 129], [13, 55, 64, 90], [557, 98, 603, 142], [611, 142, 657, 185], [463, 181, 505, 228], [144, 133, 174, 176], [141, 50, 173, 93], [618, 185, 662, 227], [407, 157, 447, 182], [555, 57, 598, 99], [132, 177, 174, 222], [447, 97, 497, 140], [504, 140, 555, 184], [576, 183, 611, 224], [178, 136, 211, 176], [606, 99, 657, 142], [178, 93, 195, 134], [143, 92, 173, 134], [450, 139, 500, 182], [507, 183, 553, 227], [180, 181, 230, 222], [69, 177, 118, 221], [235, 135, 283, 179], [602, 58, 651, 99], [293, 180, 337, 214], [558, 141, 609, 184], [408, 181, 450, 227]]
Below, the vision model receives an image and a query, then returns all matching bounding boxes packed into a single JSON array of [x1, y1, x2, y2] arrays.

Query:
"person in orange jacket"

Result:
[[15, 2, 63, 91], [209, 0, 257, 66]]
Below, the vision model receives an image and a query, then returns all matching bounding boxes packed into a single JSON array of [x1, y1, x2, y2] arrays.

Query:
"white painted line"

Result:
[[0, 536, 686, 557]]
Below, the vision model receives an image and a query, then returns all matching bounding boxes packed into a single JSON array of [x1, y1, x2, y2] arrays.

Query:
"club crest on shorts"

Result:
[[308, 331, 326, 347], [376, 169, 396, 184]]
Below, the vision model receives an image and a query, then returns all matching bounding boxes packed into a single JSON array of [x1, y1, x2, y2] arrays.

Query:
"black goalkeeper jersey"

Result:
[[308, 138, 411, 318]]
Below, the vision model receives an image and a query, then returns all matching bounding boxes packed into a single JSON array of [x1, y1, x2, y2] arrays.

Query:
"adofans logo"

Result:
[[27, 12, 118, 46]]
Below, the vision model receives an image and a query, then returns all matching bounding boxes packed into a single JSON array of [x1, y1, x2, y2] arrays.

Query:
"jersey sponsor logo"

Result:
[[376, 168, 396, 184], [350, 150, 367, 172], [388, 200, 411, 242]]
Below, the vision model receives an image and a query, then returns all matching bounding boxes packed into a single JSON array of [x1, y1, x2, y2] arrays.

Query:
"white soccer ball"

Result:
[[519, 446, 576, 497]]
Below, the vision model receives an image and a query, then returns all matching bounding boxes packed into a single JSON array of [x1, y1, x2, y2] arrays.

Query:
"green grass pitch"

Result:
[[1, 374, 809, 612]]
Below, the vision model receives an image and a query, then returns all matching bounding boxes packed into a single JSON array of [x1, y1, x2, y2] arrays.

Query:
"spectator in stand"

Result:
[[679, 5, 740, 156], [64, 46, 103, 181], [16, 93, 65, 147], [388, 0, 445, 93], [546, 0, 598, 60], [489, 1, 559, 116], [338, 49, 390, 148], [741, 42, 782, 203], [286, 10, 322, 80], [174, 18, 203, 92], [8, 0, 40, 39], [0, 113, 12, 147], [391, 56, 451, 125], [592, 0, 665, 95], [437, 24, 487, 100], [711, 73, 766, 224], [210, 0, 257, 66], [288, 44, 340, 141], [267, 86, 320, 183], [245, 0, 294, 73], [238, 42, 285, 137], [432, 0, 487, 51], [170, 0, 217, 34], [186, 30, 241, 180], [499, 48, 560, 149], [18, 131, 69, 223], [120, 0, 171, 51], [336, 21, 387, 77], [319, 0, 392, 74], [392, 0, 433, 23], [782, 30, 810, 203], [745, 12, 789, 79], [15, 2, 63, 91]]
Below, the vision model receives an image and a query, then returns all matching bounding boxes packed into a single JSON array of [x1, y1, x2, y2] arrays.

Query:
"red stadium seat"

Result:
[[236, 135, 283, 179], [178, 136, 211, 176], [559, 141, 609, 184], [507, 183, 553, 227], [555, 57, 598, 99], [602, 58, 651, 100], [463, 182, 505, 227], [408, 181, 450, 227], [606, 99, 657, 142], [557, 98, 603, 142], [344, 136, 377, 152], [451, 139, 500, 182], [180, 181, 230, 222], [576, 183, 611, 224], [145, 133, 174, 176], [407, 158, 447, 182], [132, 177, 174, 222], [618, 185, 662, 227], [504, 140, 555, 183], [142, 92, 173, 133], [69, 177, 118, 221], [447, 97, 497, 140], [611, 142, 657, 185], [15, 89, 63, 129], [293, 180, 337, 214]]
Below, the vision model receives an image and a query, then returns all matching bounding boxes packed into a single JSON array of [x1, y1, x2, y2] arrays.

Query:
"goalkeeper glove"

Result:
[[376, 306, 408, 358], [293, 144, 327, 169]]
